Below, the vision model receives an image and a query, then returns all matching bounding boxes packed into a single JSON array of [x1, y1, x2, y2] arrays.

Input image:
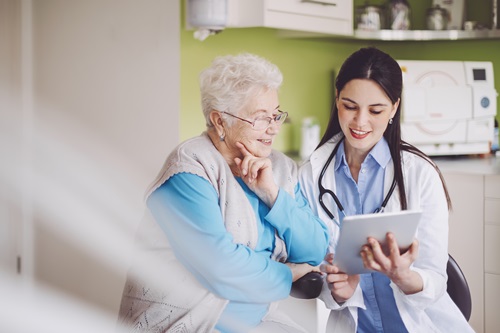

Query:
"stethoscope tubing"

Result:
[[317, 137, 397, 226]]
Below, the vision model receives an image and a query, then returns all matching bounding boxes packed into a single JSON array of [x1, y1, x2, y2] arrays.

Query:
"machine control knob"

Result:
[[480, 97, 490, 108]]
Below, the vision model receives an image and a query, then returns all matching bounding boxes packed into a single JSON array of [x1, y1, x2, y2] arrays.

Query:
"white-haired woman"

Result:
[[118, 53, 329, 333]]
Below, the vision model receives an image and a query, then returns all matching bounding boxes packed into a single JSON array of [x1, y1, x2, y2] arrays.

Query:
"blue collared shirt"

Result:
[[334, 138, 408, 333]]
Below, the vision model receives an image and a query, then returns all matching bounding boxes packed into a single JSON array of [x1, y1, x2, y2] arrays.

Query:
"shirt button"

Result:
[[361, 168, 367, 174]]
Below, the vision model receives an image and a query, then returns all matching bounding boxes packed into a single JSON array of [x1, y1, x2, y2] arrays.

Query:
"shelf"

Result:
[[353, 29, 500, 41], [276, 28, 500, 42]]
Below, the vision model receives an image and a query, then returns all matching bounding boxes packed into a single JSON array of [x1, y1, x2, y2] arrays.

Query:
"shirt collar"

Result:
[[371, 137, 391, 169], [334, 137, 391, 171], [334, 141, 346, 172]]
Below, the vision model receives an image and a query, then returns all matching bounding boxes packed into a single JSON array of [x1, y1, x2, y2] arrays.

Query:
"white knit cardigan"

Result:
[[118, 132, 301, 332]]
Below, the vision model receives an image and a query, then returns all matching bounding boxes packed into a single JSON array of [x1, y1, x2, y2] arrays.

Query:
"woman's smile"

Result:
[[258, 138, 273, 145], [350, 128, 370, 139]]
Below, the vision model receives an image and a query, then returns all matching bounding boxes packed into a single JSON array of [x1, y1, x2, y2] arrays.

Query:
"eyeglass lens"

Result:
[[253, 112, 287, 130]]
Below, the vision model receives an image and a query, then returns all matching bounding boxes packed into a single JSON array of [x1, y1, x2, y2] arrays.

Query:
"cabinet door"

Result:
[[227, 0, 353, 36], [484, 175, 500, 333], [0, 190, 20, 275], [267, 0, 350, 20], [485, 224, 500, 274], [0, 0, 22, 277], [484, 176, 500, 274], [443, 172, 484, 333], [264, 0, 353, 35], [485, 274, 500, 333]]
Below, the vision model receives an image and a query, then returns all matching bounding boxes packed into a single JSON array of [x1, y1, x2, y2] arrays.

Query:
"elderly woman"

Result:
[[118, 53, 329, 333]]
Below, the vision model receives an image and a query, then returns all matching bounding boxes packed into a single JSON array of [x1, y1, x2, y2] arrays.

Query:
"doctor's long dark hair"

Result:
[[318, 47, 451, 210]]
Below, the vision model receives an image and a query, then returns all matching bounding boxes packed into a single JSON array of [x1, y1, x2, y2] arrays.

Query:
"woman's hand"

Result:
[[234, 142, 279, 207], [321, 253, 360, 303], [285, 262, 321, 282], [360, 232, 423, 295]]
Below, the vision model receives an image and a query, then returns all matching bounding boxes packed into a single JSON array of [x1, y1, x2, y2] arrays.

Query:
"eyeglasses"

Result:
[[220, 110, 288, 131]]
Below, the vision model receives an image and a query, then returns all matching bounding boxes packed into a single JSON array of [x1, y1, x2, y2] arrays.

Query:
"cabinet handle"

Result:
[[301, 0, 337, 6]]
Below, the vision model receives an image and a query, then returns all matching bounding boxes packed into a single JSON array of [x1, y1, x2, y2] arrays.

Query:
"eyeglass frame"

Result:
[[220, 110, 288, 130]]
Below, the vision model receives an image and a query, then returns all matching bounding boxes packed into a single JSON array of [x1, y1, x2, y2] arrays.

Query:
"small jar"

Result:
[[356, 4, 384, 31], [464, 21, 477, 31], [426, 5, 449, 30], [388, 0, 411, 30]]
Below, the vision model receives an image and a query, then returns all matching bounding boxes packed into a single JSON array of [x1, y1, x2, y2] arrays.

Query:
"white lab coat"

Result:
[[298, 136, 475, 333]]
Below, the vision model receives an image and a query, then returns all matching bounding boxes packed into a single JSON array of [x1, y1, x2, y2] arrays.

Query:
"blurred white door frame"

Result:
[[0, 0, 34, 281], [1, 0, 180, 322]]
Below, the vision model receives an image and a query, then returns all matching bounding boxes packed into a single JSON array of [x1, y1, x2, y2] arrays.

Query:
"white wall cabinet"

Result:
[[187, 0, 353, 36], [438, 159, 500, 333], [484, 175, 500, 333], [442, 172, 484, 333]]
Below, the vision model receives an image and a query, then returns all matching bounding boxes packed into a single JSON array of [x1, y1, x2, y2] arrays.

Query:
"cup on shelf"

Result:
[[388, 0, 411, 30], [356, 3, 385, 31], [463, 21, 478, 31], [426, 5, 449, 30]]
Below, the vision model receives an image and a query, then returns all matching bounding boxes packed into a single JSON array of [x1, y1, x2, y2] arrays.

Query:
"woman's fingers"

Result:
[[235, 141, 251, 157], [361, 233, 419, 278], [234, 142, 270, 181], [320, 262, 340, 274], [310, 265, 322, 273], [235, 155, 272, 183], [325, 272, 349, 284], [361, 245, 382, 271], [324, 252, 334, 264], [361, 236, 390, 271], [247, 159, 271, 181], [384, 232, 402, 262], [320, 254, 360, 302], [234, 142, 252, 176], [286, 263, 323, 282], [366, 238, 386, 263]]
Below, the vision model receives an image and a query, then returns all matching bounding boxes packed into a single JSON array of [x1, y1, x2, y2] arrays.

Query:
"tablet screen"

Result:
[[332, 210, 422, 275]]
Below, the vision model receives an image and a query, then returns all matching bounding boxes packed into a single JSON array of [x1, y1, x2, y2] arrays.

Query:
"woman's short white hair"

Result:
[[199, 53, 283, 127]]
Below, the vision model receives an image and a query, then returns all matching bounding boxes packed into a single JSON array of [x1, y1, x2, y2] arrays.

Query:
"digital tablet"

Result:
[[332, 210, 422, 275]]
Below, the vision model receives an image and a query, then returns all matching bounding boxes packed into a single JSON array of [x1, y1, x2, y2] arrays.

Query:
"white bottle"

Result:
[[300, 117, 320, 161], [492, 118, 499, 153]]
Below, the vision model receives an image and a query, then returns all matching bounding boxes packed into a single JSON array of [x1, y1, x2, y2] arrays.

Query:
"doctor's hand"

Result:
[[234, 142, 279, 208], [321, 253, 360, 304], [361, 232, 423, 295]]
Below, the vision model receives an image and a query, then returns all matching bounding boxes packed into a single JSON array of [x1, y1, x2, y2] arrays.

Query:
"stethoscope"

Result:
[[318, 137, 397, 227]]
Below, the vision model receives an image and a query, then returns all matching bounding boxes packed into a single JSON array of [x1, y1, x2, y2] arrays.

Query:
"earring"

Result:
[[389, 118, 393, 125], [219, 134, 225, 142]]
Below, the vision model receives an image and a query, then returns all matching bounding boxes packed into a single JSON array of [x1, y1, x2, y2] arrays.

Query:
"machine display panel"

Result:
[[473, 68, 487, 81]]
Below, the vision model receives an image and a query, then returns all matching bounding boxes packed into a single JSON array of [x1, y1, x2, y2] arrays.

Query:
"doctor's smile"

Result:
[[350, 129, 370, 139]]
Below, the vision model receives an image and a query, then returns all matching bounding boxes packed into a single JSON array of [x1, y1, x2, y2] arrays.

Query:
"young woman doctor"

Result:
[[298, 47, 474, 332]]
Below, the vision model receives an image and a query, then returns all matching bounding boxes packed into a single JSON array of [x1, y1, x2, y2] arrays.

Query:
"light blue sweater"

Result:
[[148, 173, 328, 332]]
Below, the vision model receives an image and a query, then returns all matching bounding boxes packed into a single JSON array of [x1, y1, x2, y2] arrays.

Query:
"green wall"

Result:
[[181, 0, 500, 154]]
